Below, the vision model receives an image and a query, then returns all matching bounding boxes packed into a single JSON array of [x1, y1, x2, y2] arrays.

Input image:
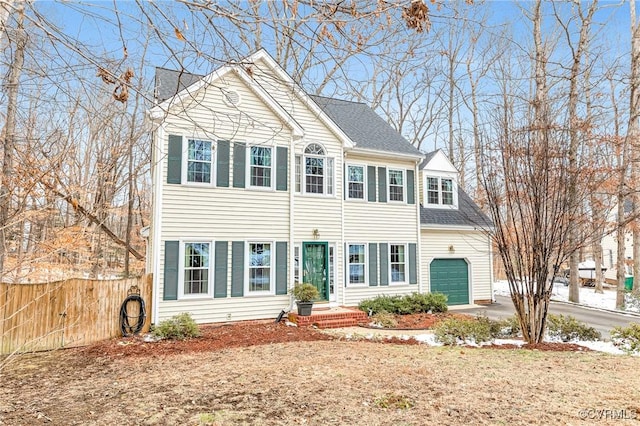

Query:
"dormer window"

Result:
[[426, 176, 457, 208]]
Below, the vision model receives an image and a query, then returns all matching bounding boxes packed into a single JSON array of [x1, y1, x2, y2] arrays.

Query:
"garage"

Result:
[[430, 258, 469, 305]]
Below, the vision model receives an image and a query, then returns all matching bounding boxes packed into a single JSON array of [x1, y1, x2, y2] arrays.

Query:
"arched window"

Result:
[[302, 143, 333, 195]]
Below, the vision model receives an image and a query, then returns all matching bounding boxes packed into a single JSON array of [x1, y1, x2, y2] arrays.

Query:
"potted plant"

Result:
[[291, 283, 319, 316]]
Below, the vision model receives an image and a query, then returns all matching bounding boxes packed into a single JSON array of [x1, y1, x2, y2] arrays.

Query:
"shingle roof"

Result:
[[154, 67, 421, 156], [419, 150, 439, 169], [309, 95, 422, 156], [155, 67, 204, 103], [420, 187, 493, 228]]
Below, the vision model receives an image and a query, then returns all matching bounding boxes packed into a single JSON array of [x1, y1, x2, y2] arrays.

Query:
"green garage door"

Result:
[[430, 259, 469, 305]]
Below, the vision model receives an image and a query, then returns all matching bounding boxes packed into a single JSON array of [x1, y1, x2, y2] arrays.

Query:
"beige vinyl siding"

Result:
[[344, 155, 418, 241], [343, 285, 418, 307], [155, 72, 294, 324], [156, 239, 291, 324], [420, 229, 493, 302]]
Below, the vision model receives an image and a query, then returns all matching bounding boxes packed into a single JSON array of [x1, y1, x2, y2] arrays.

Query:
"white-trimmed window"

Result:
[[347, 165, 365, 200], [186, 139, 214, 183], [294, 245, 300, 283], [426, 176, 457, 207], [388, 169, 405, 202], [329, 244, 336, 300], [303, 143, 334, 195], [183, 242, 211, 295], [248, 242, 272, 294], [249, 146, 273, 188], [348, 243, 366, 285], [295, 155, 301, 193], [390, 244, 406, 283]]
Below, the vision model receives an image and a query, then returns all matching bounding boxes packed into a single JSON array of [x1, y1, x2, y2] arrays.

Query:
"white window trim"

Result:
[[246, 144, 275, 191], [389, 242, 408, 285], [301, 143, 336, 197], [345, 163, 367, 201], [425, 175, 458, 209], [347, 242, 368, 286], [178, 240, 214, 299], [245, 240, 276, 296], [387, 168, 406, 203], [182, 138, 217, 187]]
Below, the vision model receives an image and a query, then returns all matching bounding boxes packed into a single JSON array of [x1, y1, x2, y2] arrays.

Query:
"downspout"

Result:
[[289, 136, 298, 293], [415, 159, 423, 294], [341, 151, 346, 307], [151, 122, 165, 325]]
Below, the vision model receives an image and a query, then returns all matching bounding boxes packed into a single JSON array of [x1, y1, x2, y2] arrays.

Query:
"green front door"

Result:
[[303, 242, 329, 301], [430, 259, 470, 305]]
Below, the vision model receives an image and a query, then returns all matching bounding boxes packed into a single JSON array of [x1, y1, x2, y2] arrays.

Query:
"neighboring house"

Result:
[[601, 199, 633, 282], [147, 49, 493, 324]]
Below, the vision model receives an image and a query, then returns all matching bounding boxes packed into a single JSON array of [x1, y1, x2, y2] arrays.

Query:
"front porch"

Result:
[[287, 307, 369, 329]]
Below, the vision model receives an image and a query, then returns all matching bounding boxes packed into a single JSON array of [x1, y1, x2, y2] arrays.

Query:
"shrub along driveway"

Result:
[[460, 295, 640, 339], [1, 322, 639, 425]]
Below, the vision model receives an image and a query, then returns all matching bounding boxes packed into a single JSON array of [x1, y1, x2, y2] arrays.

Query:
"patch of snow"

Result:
[[575, 340, 634, 356], [494, 280, 640, 313]]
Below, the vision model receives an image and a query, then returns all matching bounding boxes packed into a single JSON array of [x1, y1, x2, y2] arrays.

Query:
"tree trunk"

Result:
[[0, 4, 25, 283]]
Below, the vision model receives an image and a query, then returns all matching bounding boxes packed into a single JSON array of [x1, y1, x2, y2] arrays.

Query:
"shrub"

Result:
[[611, 323, 640, 354], [358, 292, 448, 315], [624, 293, 640, 313], [546, 314, 601, 342], [433, 316, 493, 345], [290, 283, 320, 302], [493, 315, 522, 339], [370, 310, 398, 328], [152, 312, 201, 340]]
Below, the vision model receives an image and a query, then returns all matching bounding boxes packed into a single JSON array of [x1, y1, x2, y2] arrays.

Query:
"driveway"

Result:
[[457, 295, 640, 339]]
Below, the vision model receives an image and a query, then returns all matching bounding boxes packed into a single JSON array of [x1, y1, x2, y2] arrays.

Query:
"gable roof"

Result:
[[310, 95, 422, 157], [155, 67, 204, 103], [420, 187, 493, 229], [152, 52, 421, 158]]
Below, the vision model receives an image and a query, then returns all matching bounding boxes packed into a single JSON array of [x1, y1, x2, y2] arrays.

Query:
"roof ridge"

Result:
[[310, 94, 366, 106]]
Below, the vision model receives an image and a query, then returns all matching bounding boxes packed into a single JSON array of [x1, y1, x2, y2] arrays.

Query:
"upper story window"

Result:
[[388, 169, 405, 202], [301, 143, 334, 195], [427, 176, 456, 207], [249, 146, 272, 188], [187, 139, 214, 183], [347, 165, 365, 200]]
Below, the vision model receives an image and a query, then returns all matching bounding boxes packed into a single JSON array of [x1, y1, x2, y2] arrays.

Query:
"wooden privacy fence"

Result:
[[0, 274, 152, 354]]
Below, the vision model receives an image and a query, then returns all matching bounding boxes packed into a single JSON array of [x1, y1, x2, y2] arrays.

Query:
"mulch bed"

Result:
[[76, 314, 591, 358]]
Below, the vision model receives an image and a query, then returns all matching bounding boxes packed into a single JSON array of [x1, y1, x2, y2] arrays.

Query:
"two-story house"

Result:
[[147, 49, 493, 324]]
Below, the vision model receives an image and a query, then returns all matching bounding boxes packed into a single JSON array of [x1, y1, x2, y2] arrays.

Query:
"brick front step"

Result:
[[288, 309, 369, 329]]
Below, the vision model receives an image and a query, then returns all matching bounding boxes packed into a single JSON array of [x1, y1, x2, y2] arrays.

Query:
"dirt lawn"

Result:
[[1, 321, 639, 425]]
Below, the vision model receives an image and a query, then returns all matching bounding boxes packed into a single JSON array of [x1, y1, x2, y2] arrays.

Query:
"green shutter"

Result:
[[407, 169, 415, 205], [276, 147, 288, 191], [409, 243, 417, 284], [217, 140, 230, 187], [233, 142, 246, 188], [378, 167, 387, 203], [275, 242, 288, 295], [367, 166, 376, 202], [163, 241, 179, 300], [368, 243, 378, 286], [214, 241, 228, 298], [379, 243, 389, 286], [231, 241, 244, 297], [167, 135, 182, 184]]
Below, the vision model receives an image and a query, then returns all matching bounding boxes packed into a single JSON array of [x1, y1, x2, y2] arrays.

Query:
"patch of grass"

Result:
[[358, 292, 448, 315], [611, 323, 640, 354], [546, 314, 600, 342], [151, 312, 201, 340], [374, 393, 415, 410]]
